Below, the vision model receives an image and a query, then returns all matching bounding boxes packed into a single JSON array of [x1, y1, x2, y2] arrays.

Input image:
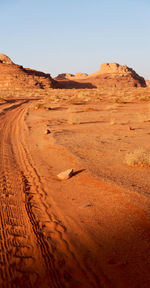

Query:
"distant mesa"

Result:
[[100, 62, 134, 75], [90, 62, 144, 78], [86, 62, 146, 88], [55, 73, 75, 80], [0, 53, 56, 89], [55, 73, 88, 80], [55, 63, 146, 88]]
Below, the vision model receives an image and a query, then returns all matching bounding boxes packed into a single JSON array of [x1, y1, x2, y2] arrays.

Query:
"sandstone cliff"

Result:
[[0, 54, 56, 89]]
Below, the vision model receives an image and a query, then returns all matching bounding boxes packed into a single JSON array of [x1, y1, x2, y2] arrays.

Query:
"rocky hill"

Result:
[[55, 62, 146, 89], [86, 63, 146, 88], [0, 54, 146, 91], [0, 53, 56, 90]]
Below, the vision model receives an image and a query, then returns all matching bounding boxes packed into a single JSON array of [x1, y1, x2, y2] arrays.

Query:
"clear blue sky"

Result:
[[0, 0, 150, 78]]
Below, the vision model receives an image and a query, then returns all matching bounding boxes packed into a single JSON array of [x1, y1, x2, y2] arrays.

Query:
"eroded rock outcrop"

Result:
[[0, 54, 56, 90], [0, 54, 14, 65], [87, 63, 146, 88], [55, 73, 75, 80], [55, 63, 146, 89], [55, 72, 88, 80]]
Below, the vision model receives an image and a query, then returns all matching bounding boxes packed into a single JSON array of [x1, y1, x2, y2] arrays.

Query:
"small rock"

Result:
[[57, 169, 74, 181], [128, 126, 134, 131], [44, 129, 51, 134]]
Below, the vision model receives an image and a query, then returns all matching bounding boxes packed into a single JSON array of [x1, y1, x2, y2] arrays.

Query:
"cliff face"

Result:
[[0, 54, 56, 89]]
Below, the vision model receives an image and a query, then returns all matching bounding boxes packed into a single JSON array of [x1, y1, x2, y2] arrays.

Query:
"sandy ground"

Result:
[[0, 97, 150, 287]]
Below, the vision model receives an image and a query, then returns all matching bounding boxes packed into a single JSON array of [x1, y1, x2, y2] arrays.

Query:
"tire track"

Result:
[[0, 100, 49, 288], [13, 103, 103, 288], [12, 104, 89, 287], [0, 99, 105, 288]]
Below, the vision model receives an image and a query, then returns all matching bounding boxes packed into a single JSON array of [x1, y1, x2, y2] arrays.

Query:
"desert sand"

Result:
[[1, 54, 150, 287]]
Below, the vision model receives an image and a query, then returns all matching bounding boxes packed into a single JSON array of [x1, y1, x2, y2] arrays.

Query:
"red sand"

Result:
[[0, 98, 150, 287]]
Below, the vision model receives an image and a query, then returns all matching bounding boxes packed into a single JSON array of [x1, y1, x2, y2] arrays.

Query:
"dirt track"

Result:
[[0, 100, 48, 288], [0, 100, 98, 288], [1, 99, 150, 288], [0, 100, 69, 288]]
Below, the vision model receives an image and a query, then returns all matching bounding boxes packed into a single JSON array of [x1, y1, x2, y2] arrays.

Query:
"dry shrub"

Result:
[[0, 96, 8, 103], [113, 97, 126, 104], [34, 101, 45, 109], [125, 148, 150, 167]]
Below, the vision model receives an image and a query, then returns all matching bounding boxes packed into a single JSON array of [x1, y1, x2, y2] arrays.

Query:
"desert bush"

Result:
[[125, 148, 150, 167], [113, 97, 126, 104], [138, 95, 150, 101], [34, 101, 45, 109]]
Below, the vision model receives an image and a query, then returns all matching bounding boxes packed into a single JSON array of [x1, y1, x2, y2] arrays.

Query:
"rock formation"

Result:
[[87, 63, 146, 88], [0, 54, 146, 91], [55, 73, 75, 80], [55, 72, 88, 80], [74, 73, 88, 79], [55, 63, 146, 89], [0, 53, 56, 89], [0, 54, 14, 64]]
